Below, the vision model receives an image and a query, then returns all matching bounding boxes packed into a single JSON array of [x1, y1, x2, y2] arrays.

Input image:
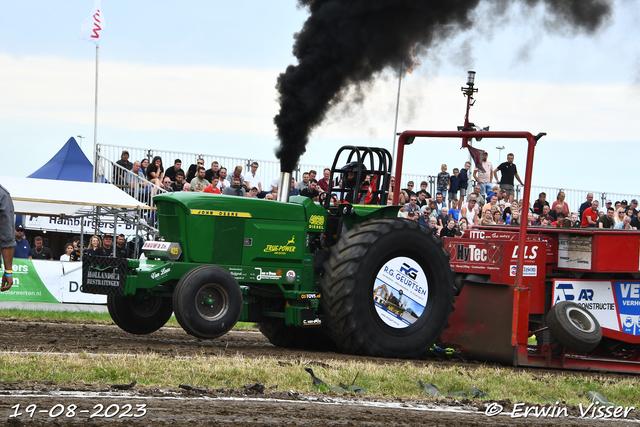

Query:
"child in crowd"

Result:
[[448, 168, 460, 208], [436, 164, 450, 202], [449, 199, 460, 221]]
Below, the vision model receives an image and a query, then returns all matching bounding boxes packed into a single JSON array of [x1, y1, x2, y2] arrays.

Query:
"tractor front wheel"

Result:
[[320, 218, 455, 359], [173, 266, 242, 339], [107, 294, 173, 335]]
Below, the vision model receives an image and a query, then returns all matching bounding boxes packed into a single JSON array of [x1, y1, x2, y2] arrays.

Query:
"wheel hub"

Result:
[[195, 284, 229, 321], [566, 307, 596, 333]]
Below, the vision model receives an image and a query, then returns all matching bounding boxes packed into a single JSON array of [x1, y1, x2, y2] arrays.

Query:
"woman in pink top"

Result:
[[551, 191, 570, 216]]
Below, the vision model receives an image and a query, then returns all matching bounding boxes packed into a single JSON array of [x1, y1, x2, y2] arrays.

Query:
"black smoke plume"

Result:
[[274, 0, 612, 172]]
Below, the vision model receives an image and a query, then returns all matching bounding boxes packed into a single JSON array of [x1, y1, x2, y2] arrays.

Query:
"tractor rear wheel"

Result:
[[320, 218, 455, 358], [547, 301, 602, 353], [107, 294, 173, 335], [259, 317, 337, 351], [173, 266, 242, 339]]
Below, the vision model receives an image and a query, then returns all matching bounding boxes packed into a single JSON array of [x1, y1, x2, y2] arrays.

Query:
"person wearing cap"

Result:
[[95, 234, 114, 257], [0, 185, 16, 291], [630, 199, 639, 217], [14, 224, 32, 259]]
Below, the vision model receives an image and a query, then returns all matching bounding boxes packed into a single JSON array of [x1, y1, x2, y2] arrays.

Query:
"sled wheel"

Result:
[[173, 266, 242, 339], [320, 218, 455, 358], [547, 301, 602, 353], [107, 293, 173, 335], [259, 317, 337, 351]]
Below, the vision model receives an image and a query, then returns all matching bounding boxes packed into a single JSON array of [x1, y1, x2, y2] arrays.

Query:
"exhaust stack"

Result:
[[276, 171, 291, 203]]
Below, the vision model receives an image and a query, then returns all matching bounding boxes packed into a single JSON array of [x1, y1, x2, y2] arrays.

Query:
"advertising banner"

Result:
[[23, 214, 138, 235], [0, 259, 106, 305]]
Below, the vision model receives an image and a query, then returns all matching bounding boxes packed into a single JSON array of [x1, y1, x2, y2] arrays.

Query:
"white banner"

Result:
[[24, 214, 138, 235], [79, 0, 105, 46]]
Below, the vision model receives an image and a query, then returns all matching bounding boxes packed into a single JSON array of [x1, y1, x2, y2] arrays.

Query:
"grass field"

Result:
[[0, 309, 635, 406]]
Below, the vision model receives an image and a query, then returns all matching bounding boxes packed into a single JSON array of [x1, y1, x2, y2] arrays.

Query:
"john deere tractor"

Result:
[[82, 146, 454, 359]]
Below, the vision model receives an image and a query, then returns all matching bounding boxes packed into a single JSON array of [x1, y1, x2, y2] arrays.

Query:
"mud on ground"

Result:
[[0, 321, 637, 426]]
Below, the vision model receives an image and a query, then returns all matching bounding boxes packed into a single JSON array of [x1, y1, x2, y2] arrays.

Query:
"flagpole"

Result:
[[391, 62, 403, 176], [92, 45, 99, 183]]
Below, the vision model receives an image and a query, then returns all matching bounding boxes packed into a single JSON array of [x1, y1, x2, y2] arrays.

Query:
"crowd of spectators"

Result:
[[111, 150, 640, 240]]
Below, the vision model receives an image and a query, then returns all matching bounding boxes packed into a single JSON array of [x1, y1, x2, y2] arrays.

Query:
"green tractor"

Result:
[[82, 146, 454, 359]]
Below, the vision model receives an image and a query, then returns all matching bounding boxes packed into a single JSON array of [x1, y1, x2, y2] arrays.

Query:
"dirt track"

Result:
[[0, 320, 637, 426]]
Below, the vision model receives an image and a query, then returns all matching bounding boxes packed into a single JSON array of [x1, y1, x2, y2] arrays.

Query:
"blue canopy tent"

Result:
[[28, 137, 93, 182]]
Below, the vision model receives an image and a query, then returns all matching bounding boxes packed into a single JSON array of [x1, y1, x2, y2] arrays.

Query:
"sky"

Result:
[[1, 0, 640, 201]]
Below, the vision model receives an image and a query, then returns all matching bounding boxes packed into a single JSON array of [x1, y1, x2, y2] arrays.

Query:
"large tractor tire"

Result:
[[107, 294, 173, 335], [259, 317, 337, 351], [547, 301, 602, 353], [173, 266, 243, 339], [320, 218, 455, 359]]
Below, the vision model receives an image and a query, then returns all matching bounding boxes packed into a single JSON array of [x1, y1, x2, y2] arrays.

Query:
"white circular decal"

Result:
[[286, 270, 296, 283], [373, 256, 428, 329]]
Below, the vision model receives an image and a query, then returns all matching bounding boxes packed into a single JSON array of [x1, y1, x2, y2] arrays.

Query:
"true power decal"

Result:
[[373, 257, 428, 329]]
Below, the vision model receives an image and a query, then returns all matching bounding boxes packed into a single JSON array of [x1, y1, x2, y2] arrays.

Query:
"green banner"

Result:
[[0, 259, 59, 303]]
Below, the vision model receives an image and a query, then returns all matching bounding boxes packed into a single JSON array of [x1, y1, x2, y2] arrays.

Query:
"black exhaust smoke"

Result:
[[274, 0, 612, 173]]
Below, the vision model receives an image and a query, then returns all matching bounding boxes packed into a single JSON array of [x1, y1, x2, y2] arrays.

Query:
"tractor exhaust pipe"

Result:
[[276, 171, 291, 202]]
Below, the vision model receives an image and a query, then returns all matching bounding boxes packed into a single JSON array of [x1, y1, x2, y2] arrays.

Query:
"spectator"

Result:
[[115, 234, 129, 258], [164, 159, 184, 182], [204, 177, 222, 194], [244, 162, 262, 192], [437, 206, 450, 228], [265, 193, 275, 200], [571, 213, 581, 228], [223, 177, 246, 197], [449, 199, 460, 221], [434, 192, 446, 214], [630, 210, 640, 230], [140, 158, 150, 179], [598, 207, 615, 229], [406, 211, 418, 222], [146, 156, 164, 186], [404, 195, 420, 217], [301, 179, 320, 199], [60, 243, 74, 261], [85, 235, 102, 257], [228, 166, 244, 187], [614, 216, 634, 230], [492, 210, 502, 224], [170, 171, 186, 192], [551, 191, 570, 217], [318, 168, 331, 192], [473, 184, 485, 209], [493, 153, 523, 203], [190, 167, 209, 192], [440, 218, 457, 238], [549, 204, 564, 222], [630, 199, 639, 217], [309, 170, 317, 182], [296, 172, 310, 192], [482, 194, 499, 215], [114, 150, 133, 184], [480, 209, 495, 225], [418, 181, 431, 199], [403, 181, 416, 199], [578, 193, 594, 223], [418, 206, 432, 226], [614, 207, 626, 225], [126, 161, 151, 201], [428, 217, 441, 236], [14, 225, 32, 259], [458, 161, 471, 205], [414, 190, 428, 209], [533, 192, 550, 215], [582, 200, 599, 228], [247, 187, 260, 198], [551, 212, 566, 227], [186, 158, 204, 182], [32, 236, 53, 260], [161, 178, 173, 192], [290, 178, 300, 196], [217, 168, 229, 191], [182, 183, 191, 191], [458, 217, 470, 234], [95, 234, 114, 257], [473, 151, 493, 196], [204, 161, 220, 183], [436, 164, 450, 202], [70, 237, 81, 261], [460, 196, 479, 226], [508, 209, 521, 225], [448, 168, 460, 208]]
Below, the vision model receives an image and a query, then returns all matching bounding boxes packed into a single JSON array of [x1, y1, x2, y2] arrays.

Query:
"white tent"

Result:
[[1, 176, 149, 217]]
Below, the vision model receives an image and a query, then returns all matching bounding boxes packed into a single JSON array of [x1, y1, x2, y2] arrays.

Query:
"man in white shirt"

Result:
[[244, 162, 262, 192]]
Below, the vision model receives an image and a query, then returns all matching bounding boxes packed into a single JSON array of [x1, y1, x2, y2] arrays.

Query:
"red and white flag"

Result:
[[79, 0, 105, 46]]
